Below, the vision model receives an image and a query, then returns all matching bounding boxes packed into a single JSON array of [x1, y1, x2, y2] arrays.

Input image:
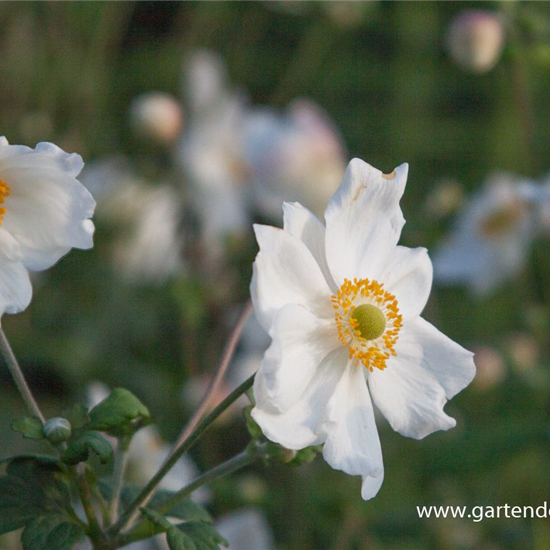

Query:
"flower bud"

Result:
[[447, 10, 505, 74], [129, 92, 184, 144], [43, 417, 72, 444]]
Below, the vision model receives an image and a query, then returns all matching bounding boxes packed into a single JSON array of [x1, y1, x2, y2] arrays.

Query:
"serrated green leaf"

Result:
[[11, 417, 45, 440], [21, 515, 85, 550], [151, 490, 212, 522], [176, 522, 228, 550], [61, 432, 113, 465], [88, 388, 151, 436], [62, 404, 90, 430], [140, 507, 172, 530], [0, 476, 41, 535], [167, 526, 197, 550]]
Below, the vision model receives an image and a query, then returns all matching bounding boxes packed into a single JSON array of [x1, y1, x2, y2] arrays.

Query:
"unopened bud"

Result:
[[447, 10, 505, 74], [130, 92, 184, 144], [43, 417, 72, 444]]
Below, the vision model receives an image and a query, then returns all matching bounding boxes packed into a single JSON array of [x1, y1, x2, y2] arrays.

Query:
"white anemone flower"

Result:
[[250, 159, 475, 500], [0, 138, 95, 316], [433, 173, 538, 295]]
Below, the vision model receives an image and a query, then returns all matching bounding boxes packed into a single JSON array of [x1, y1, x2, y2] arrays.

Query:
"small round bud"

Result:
[[447, 10, 505, 74], [43, 417, 72, 444], [129, 92, 184, 144]]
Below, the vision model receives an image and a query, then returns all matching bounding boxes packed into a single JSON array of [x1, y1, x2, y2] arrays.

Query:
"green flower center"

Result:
[[351, 304, 386, 341]]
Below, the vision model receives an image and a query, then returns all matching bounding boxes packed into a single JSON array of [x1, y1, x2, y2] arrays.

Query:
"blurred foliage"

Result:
[[1, 1, 550, 550]]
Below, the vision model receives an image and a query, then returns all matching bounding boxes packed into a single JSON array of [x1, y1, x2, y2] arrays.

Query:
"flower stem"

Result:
[[72, 465, 104, 544], [173, 300, 252, 450], [108, 373, 255, 537], [108, 436, 130, 525], [120, 446, 262, 547], [0, 326, 45, 424]]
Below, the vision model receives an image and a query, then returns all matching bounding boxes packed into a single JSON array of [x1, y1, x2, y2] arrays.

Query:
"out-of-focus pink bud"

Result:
[[472, 346, 505, 390], [447, 10, 505, 74], [130, 92, 184, 144]]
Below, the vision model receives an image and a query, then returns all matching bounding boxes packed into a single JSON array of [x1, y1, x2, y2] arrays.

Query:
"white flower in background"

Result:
[[246, 100, 346, 221], [82, 158, 184, 284], [433, 173, 539, 295], [178, 50, 250, 261], [251, 159, 475, 500], [0, 138, 95, 316], [446, 10, 505, 74], [216, 509, 277, 550], [130, 92, 184, 145]]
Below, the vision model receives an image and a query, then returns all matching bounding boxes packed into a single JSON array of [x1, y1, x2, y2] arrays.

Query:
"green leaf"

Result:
[[0, 456, 70, 536], [61, 432, 113, 465], [0, 476, 41, 535], [21, 515, 85, 550], [140, 507, 172, 530], [62, 404, 90, 430], [151, 490, 212, 522], [11, 417, 45, 440], [176, 522, 228, 550], [88, 388, 151, 436], [167, 526, 197, 550]]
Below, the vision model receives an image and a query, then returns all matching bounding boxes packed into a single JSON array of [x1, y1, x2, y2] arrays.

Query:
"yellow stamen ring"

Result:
[[0, 178, 10, 225], [331, 278, 402, 372]]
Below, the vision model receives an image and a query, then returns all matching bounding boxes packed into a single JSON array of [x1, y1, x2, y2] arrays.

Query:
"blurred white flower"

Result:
[[472, 346, 505, 391], [246, 100, 346, 221], [433, 173, 539, 295], [216, 508, 277, 550], [424, 178, 465, 220], [178, 50, 250, 262], [82, 158, 184, 285], [130, 92, 184, 145], [447, 10, 505, 74], [0, 138, 95, 316], [251, 159, 475, 500]]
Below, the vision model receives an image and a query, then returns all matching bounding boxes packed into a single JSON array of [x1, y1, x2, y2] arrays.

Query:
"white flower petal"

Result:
[[380, 246, 433, 319], [251, 224, 333, 331], [369, 317, 475, 439], [252, 349, 348, 449], [0, 229, 32, 315], [282, 201, 336, 291], [1, 154, 95, 270], [324, 159, 408, 285], [322, 362, 383, 478], [361, 470, 384, 501], [260, 303, 339, 412]]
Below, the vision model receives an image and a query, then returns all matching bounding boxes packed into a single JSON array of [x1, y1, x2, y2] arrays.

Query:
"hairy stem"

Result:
[[108, 374, 255, 537], [121, 446, 262, 546], [0, 326, 45, 424]]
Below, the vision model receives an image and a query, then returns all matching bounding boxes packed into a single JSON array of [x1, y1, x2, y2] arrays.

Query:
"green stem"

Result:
[[108, 374, 255, 537], [120, 447, 262, 546], [0, 326, 45, 424], [108, 436, 130, 525], [72, 465, 104, 544]]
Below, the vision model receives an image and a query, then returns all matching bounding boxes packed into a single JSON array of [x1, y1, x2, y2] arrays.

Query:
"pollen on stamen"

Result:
[[0, 179, 11, 225], [331, 278, 402, 372]]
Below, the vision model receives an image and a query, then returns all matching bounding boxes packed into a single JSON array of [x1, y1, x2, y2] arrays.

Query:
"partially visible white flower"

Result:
[[433, 173, 539, 295], [0, 138, 95, 316], [82, 158, 184, 285], [216, 508, 277, 550], [178, 50, 250, 261], [246, 100, 346, 221], [130, 92, 184, 145], [447, 10, 505, 74], [251, 159, 475, 500]]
